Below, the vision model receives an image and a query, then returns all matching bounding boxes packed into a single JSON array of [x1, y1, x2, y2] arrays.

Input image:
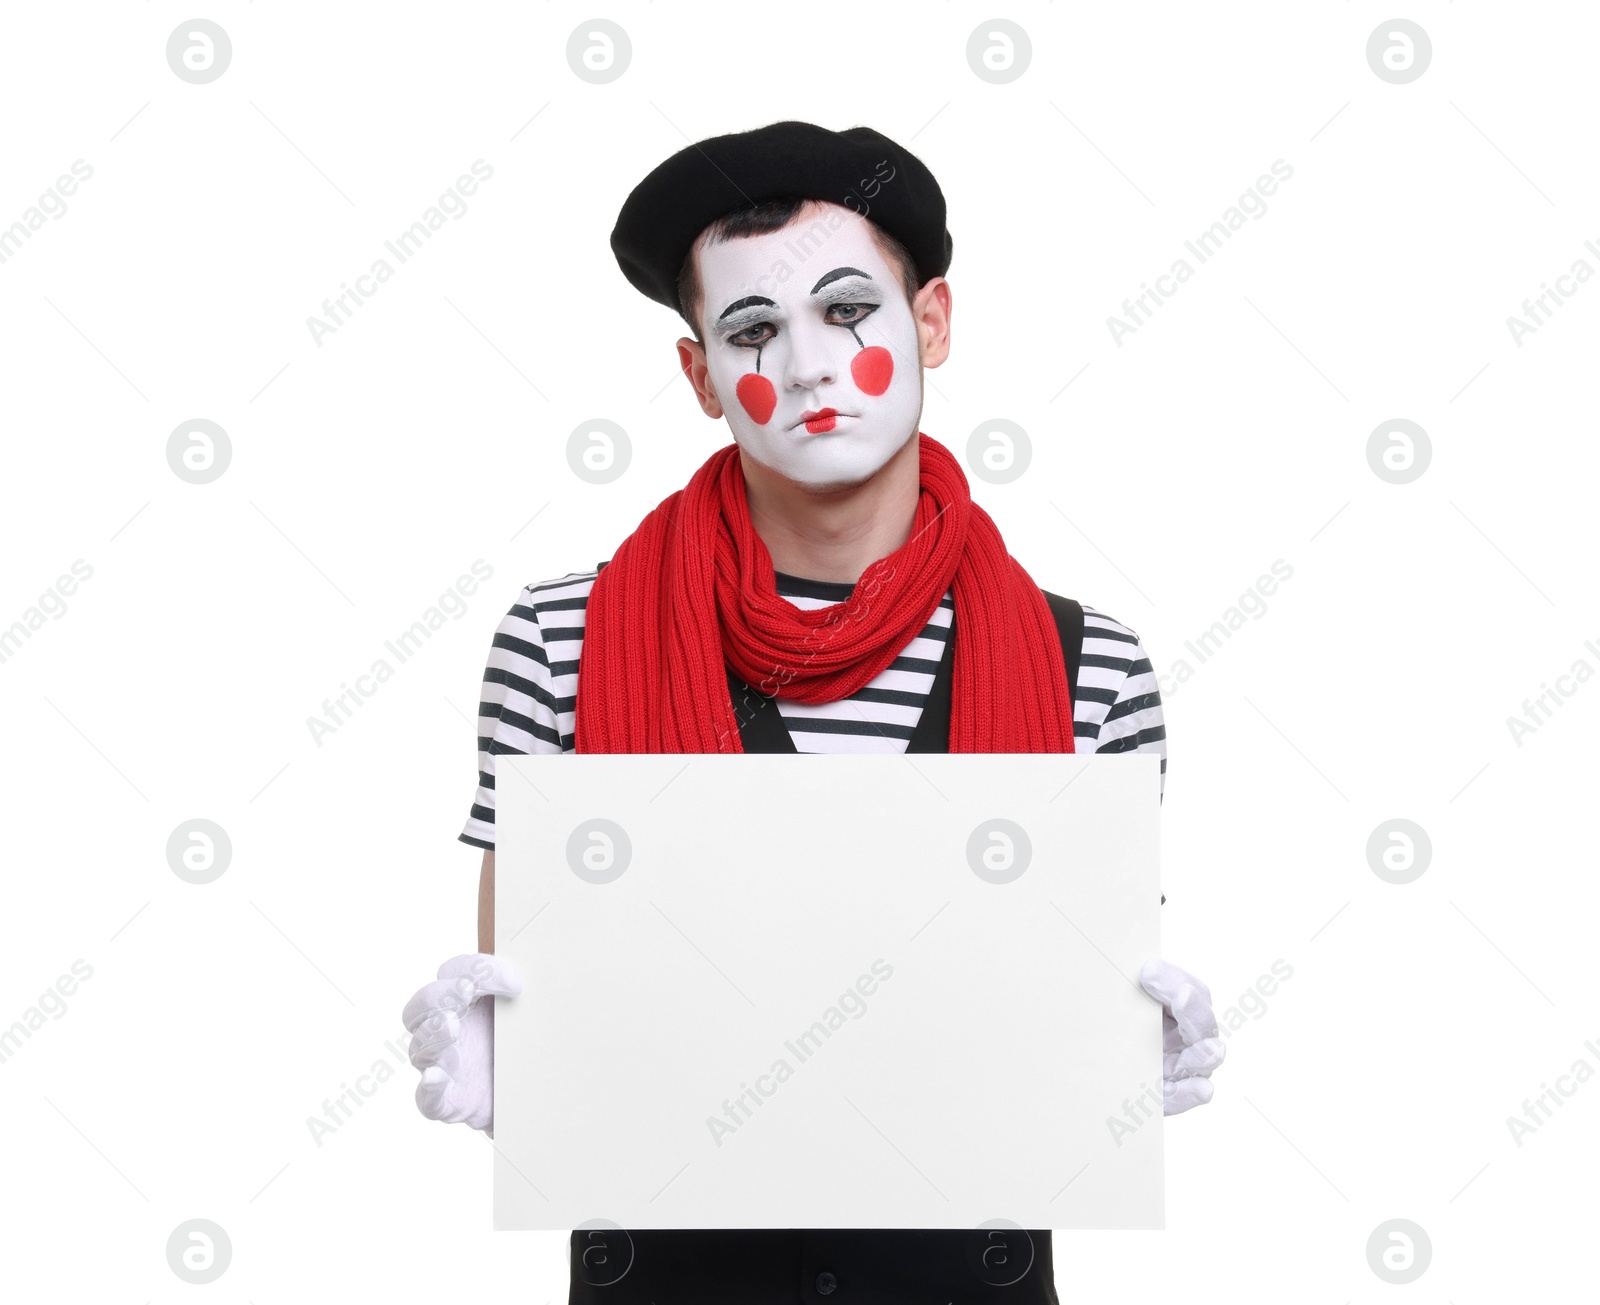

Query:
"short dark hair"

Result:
[[675, 196, 922, 340]]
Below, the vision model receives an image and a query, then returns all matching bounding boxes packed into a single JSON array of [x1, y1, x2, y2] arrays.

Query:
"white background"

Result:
[[1, 1, 1594, 1300]]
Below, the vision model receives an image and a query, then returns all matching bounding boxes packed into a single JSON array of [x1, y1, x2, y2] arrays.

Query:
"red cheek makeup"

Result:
[[850, 345, 893, 396], [735, 372, 777, 424]]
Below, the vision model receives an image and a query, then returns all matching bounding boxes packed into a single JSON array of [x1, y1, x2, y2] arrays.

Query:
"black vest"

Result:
[[570, 579, 1084, 1305]]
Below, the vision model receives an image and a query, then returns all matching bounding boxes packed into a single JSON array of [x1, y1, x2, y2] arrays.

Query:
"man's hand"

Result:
[[401, 953, 522, 1136], [1139, 957, 1225, 1115]]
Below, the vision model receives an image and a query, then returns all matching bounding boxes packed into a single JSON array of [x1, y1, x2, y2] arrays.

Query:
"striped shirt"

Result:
[[460, 567, 1166, 850]]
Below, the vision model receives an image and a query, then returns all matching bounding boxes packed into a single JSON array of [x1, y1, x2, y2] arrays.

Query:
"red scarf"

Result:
[[574, 433, 1075, 754]]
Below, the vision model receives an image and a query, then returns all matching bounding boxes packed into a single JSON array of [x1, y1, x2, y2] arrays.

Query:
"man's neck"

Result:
[[739, 432, 922, 585]]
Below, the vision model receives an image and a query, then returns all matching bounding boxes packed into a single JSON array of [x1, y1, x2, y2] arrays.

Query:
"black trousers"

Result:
[[569, 1228, 1059, 1304]]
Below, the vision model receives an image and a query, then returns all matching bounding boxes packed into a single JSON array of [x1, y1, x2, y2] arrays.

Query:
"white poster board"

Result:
[[493, 753, 1163, 1230]]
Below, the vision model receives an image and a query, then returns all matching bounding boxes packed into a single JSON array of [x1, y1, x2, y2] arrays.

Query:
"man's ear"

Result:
[[676, 337, 724, 418], [913, 277, 953, 369]]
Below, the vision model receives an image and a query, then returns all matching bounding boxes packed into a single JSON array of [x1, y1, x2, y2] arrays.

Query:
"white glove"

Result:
[[1139, 956, 1226, 1115], [401, 953, 522, 1137]]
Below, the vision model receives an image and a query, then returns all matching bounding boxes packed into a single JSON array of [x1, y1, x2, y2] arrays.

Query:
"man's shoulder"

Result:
[[1034, 591, 1145, 646], [1077, 602, 1144, 648], [509, 567, 604, 614], [489, 568, 604, 660]]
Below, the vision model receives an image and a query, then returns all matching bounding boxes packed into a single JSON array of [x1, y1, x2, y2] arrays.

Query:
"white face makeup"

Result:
[[694, 204, 923, 489]]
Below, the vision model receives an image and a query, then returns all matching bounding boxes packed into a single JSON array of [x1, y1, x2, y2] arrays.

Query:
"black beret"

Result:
[[610, 119, 953, 311]]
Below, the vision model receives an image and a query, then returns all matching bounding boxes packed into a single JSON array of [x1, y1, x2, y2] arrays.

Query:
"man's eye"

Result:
[[825, 302, 880, 326], [729, 323, 775, 347]]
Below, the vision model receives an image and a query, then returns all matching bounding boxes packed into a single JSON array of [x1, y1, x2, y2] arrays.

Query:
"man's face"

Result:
[[692, 205, 923, 490]]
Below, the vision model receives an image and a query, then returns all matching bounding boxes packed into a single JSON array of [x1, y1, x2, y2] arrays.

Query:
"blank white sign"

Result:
[[493, 753, 1163, 1230]]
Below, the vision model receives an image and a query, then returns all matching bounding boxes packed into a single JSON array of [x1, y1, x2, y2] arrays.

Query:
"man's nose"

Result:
[[782, 317, 838, 393]]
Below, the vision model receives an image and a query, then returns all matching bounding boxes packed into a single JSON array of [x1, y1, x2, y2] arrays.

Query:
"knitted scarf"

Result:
[[574, 433, 1075, 754]]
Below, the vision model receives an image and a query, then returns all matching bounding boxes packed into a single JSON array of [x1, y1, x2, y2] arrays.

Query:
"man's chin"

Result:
[[735, 428, 918, 496]]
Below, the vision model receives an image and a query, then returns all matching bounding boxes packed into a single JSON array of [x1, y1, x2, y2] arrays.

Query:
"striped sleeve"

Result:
[[1072, 605, 1167, 801], [458, 573, 592, 850]]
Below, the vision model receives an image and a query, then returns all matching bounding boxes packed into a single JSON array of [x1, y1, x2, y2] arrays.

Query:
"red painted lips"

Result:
[[800, 408, 838, 433]]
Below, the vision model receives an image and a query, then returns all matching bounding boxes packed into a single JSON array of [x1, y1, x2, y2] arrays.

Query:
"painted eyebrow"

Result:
[[717, 295, 776, 322], [810, 266, 874, 294]]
